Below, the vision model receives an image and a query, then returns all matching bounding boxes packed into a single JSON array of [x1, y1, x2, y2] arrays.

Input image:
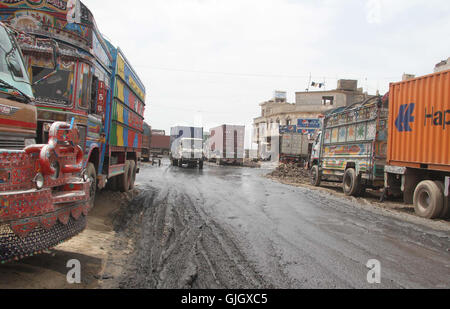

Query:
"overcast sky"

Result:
[[84, 0, 449, 143]]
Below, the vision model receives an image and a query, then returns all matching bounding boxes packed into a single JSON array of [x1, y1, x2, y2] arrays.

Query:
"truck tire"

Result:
[[343, 168, 361, 196], [310, 165, 321, 187], [178, 160, 183, 167], [118, 161, 131, 192], [199, 160, 204, 170], [413, 180, 444, 219], [129, 160, 137, 190], [435, 181, 449, 219], [87, 163, 97, 208], [106, 175, 118, 191]]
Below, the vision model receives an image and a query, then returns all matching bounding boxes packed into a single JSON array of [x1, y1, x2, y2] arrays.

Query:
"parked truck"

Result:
[[311, 70, 450, 219], [279, 125, 310, 164], [150, 134, 170, 157], [384, 70, 449, 219], [141, 122, 152, 162], [206, 125, 245, 165], [0, 22, 90, 262], [170, 126, 204, 169], [0, 1, 146, 200]]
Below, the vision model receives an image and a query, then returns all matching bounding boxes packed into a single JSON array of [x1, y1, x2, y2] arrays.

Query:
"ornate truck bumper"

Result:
[[0, 122, 92, 263], [0, 182, 91, 263]]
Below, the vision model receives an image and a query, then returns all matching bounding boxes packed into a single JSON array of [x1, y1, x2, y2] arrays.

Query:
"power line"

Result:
[[133, 65, 399, 80]]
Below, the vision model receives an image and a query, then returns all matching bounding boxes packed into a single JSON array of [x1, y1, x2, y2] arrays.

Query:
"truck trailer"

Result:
[[207, 125, 245, 165], [279, 125, 310, 164], [384, 70, 449, 219]]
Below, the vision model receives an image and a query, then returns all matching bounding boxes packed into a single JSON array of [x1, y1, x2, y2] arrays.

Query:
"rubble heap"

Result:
[[269, 164, 310, 184]]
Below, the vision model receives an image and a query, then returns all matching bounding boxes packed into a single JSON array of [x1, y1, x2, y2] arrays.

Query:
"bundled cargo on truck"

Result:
[[206, 125, 245, 165]]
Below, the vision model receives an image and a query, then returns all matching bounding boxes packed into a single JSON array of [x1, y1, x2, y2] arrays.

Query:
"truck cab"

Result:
[[0, 22, 91, 263]]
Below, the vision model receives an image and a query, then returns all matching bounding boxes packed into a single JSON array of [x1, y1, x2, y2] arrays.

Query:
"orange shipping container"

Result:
[[387, 69, 450, 172]]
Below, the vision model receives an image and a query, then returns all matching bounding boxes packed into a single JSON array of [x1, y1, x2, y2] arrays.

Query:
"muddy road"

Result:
[[108, 160, 450, 289]]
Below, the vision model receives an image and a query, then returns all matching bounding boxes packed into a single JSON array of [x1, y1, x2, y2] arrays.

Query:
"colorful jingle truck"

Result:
[[311, 69, 449, 219], [310, 96, 388, 196], [0, 21, 90, 263], [0, 1, 146, 197]]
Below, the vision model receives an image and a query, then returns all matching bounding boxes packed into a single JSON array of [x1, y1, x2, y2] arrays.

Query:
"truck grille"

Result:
[[0, 139, 25, 150]]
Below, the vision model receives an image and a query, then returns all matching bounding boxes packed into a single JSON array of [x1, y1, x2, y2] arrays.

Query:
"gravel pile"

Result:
[[269, 164, 311, 184]]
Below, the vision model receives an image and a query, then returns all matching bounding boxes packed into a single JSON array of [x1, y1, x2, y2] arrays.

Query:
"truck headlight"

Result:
[[25, 139, 36, 147], [34, 173, 44, 190]]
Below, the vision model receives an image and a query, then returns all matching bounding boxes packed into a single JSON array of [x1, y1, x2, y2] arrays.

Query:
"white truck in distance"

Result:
[[170, 126, 204, 169]]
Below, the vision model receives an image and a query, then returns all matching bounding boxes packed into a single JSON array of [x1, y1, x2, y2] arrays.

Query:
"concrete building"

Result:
[[253, 80, 372, 158], [434, 57, 450, 73]]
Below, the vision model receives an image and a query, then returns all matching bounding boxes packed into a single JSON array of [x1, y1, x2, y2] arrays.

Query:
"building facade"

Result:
[[253, 80, 372, 159]]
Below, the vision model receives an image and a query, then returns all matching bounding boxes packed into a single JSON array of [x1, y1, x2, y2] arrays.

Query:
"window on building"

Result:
[[286, 119, 291, 125], [322, 96, 334, 106]]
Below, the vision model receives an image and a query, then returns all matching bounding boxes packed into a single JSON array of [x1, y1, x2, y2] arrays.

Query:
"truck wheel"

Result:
[[118, 161, 131, 192], [199, 160, 204, 170], [343, 168, 360, 196], [106, 175, 118, 191], [413, 180, 444, 219], [129, 160, 137, 190], [87, 163, 97, 208], [435, 181, 449, 219], [310, 165, 321, 187], [178, 160, 183, 167]]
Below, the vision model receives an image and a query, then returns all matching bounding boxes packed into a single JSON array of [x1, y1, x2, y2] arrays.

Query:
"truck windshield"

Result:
[[0, 24, 33, 99], [32, 66, 73, 106]]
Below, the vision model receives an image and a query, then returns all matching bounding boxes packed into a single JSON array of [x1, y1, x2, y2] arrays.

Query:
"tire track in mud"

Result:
[[114, 170, 270, 289]]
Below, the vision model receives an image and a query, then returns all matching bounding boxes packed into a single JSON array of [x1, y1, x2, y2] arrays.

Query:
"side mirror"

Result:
[[33, 39, 60, 86]]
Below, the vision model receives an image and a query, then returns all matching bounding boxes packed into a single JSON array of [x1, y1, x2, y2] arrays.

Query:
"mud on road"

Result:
[[107, 173, 270, 289]]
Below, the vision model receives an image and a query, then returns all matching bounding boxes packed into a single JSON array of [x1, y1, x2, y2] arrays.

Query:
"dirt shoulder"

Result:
[[0, 188, 139, 289], [267, 164, 450, 232]]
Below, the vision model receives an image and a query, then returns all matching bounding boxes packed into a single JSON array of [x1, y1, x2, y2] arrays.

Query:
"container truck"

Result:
[[311, 70, 450, 219], [384, 70, 449, 219], [141, 122, 152, 162], [279, 125, 310, 164], [206, 125, 245, 165], [150, 134, 170, 157], [0, 22, 90, 263], [170, 126, 204, 169]]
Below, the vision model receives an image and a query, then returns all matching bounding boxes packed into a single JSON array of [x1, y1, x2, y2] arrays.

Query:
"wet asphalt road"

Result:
[[119, 160, 450, 289]]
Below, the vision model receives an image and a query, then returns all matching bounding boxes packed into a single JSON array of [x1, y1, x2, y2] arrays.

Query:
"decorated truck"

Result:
[[206, 125, 245, 165], [0, 22, 90, 263], [311, 69, 450, 219], [310, 96, 388, 196], [0, 1, 146, 197]]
